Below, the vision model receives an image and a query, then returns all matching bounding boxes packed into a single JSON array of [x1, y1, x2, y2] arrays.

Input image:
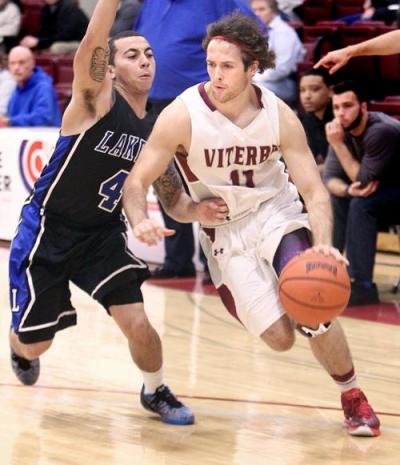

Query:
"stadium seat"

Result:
[[302, 0, 334, 25], [35, 55, 56, 79], [369, 100, 400, 120]]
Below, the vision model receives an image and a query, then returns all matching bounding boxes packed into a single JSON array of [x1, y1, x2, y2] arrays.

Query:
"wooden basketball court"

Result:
[[1, 245, 399, 465]]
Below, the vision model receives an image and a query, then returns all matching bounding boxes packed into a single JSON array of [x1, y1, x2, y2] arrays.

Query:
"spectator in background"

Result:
[[323, 81, 400, 306], [277, 0, 304, 20], [340, 0, 396, 26], [0, 46, 61, 127], [20, 0, 88, 54], [135, 0, 261, 281], [0, 0, 21, 53], [250, 0, 304, 106], [299, 68, 333, 173], [0, 53, 16, 116], [110, 0, 142, 36]]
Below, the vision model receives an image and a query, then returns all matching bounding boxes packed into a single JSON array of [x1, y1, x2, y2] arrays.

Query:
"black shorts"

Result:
[[9, 213, 150, 343]]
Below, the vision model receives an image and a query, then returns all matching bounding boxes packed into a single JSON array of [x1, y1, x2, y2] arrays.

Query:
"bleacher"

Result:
[[15, 0, 400, 118], [293, 0, 400, 117]]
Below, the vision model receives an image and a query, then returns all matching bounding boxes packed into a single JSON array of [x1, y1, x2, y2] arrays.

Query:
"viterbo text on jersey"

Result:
[[204, 145, 279, 167]]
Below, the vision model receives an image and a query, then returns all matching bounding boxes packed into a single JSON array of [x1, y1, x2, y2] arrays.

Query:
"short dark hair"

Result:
[[332, 80, 367, 103], [301, 67, 332, 87], [202, 12, 275, 73], [256, 0, 279, 14], [108, 30, 146, 66]]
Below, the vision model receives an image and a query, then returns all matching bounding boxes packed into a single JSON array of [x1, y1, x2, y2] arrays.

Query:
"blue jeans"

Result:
[[331, 186, 400, 282]]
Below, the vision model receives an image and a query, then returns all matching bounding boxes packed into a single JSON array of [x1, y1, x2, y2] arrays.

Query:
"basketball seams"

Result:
[[279, 276, 350, 291], [279, 287, 349, 311]]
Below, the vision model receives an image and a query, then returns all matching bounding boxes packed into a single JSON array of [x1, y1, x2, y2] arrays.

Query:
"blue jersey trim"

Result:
[[9, 134, 77, 330]]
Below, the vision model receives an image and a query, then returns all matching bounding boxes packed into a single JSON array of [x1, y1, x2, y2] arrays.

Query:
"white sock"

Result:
[[141, 367, 164, 394]]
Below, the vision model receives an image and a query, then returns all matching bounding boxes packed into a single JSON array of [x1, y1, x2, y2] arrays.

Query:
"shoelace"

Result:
[[356, 399, 375, 419], [345, 392, 372, 419], [152, 386, 183, 409]]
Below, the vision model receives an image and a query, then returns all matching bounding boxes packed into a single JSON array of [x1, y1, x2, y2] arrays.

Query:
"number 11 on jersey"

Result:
[[230, 169, 255, 187]]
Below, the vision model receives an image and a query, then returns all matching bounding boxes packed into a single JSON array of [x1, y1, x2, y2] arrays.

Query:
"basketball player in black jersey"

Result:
[[8, 0, 227, 426]]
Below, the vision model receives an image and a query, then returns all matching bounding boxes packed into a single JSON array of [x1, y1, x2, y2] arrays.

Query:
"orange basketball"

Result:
[[278, 252, 351, 326]]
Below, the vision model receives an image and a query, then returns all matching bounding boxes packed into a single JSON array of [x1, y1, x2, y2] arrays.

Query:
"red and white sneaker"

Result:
[[341, 388, 381, 437]]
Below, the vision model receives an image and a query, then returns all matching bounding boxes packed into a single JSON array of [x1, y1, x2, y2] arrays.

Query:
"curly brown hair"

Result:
[[202, 12, 275, 73]]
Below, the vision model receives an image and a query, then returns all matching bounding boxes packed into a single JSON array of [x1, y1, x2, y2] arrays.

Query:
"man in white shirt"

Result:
[[251, 0, 304, 105], [0, 0, 21, 52]]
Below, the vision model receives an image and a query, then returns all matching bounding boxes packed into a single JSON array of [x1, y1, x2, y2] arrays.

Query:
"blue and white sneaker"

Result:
[[140, 384, 195, 425], [11, 349, 40, 386]]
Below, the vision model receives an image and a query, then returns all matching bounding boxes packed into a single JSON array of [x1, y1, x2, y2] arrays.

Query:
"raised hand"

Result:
[[314, 48, 352, 74]]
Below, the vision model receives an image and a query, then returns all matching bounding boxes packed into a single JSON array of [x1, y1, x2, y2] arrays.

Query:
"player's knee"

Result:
[[19, 339, 52, 359], [260, 326, 295, 352], [125, 309, 152, 341], [269, 332, 295, 352]]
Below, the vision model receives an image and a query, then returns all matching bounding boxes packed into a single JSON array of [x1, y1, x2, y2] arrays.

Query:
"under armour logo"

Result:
[[214, 248, 224, 256]]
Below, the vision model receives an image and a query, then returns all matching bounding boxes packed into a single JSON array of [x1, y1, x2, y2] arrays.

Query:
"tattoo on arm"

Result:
[[153, 162, 183, 209], [89, 47, 109, 83]]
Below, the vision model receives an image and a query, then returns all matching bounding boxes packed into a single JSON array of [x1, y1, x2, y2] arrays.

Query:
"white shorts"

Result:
[[199, 188, 310, 336]]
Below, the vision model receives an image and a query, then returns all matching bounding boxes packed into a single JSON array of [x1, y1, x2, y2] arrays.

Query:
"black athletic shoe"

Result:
[[348, 282, 380, 306], [140, 384, 195, 425], [10, 349, 40, 385]]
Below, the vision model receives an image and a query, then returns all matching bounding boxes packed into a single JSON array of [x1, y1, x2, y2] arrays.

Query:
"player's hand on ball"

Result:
[[133, 218, 175, 246], [196, 198, 229, 224], [303, 245, 349, 266]]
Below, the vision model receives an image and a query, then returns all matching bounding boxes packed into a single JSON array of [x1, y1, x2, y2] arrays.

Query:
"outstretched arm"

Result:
[[278, 101, 347, 263], [123, 101, 228, 245], [314, 30, 400, 74], [61, 0, 120, 134]]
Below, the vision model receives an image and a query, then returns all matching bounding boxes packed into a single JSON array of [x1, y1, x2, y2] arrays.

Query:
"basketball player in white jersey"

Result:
[[123, 13, 380, 437]]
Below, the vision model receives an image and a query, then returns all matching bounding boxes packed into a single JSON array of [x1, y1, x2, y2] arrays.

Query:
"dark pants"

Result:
[[331, 186, 400, 282], [158, 203, 196, 274]]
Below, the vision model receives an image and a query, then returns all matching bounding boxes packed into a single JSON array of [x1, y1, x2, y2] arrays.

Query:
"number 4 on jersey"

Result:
[[98, 169, 129, 212]]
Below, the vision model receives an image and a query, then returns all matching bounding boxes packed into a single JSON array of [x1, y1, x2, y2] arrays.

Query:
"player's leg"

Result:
[[76, 226, 194, 425], [273, 227, 380, 436], [9, 217, 76, 386], [110, 302, 162, 373], [200, 225, 295, 351], [109, 299, 193, 425]]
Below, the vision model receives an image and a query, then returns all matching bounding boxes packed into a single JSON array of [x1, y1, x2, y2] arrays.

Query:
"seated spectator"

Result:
[[0, 46, 61, 127], [110, 0, 142, 36], [323, 81, 400, 306], [299, 68, 334, 173], [0, 0, 21, 53], [20, 0, 88, 54], [277, 0, 304, 20], [250, 0, 304, 105], [340, 0, 397, 26], [0, 53, 16, 116]]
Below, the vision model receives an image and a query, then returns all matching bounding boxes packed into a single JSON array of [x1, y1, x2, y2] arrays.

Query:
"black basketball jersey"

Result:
[[31, 91, 157, 227]]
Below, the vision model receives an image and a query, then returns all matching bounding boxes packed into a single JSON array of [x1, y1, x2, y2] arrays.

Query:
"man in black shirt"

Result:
[[20, 0, 88, 53], [299, 68, 334, 174], [324, 81, 400, 305]]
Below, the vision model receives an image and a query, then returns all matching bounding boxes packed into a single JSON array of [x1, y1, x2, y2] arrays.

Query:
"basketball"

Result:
[[278, 252, 351, 326]]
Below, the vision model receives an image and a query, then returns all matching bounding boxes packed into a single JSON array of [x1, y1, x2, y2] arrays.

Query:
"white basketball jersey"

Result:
[[176, 83, 299, 225]]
